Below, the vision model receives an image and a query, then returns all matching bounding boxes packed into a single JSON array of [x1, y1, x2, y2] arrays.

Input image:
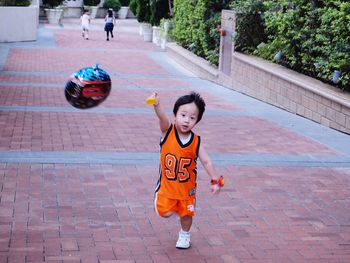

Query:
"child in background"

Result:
[[80, 10, 90, 40], [148, 92, 224, 249], [104, 8, 116, 41]]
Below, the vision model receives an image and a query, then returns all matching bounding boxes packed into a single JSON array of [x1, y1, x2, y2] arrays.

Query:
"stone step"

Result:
[[39, 7, 48, 24]]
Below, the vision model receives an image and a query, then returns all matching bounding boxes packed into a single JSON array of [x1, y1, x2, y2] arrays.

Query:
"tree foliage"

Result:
[[42, 0, 63, 8], [83, 0, 101, 6], [103, 0, 121, 12], [230, 0, 350, 90], [0, 0, 30, 6], [150, 0, 171, 26], [172, 0, 229, 66]]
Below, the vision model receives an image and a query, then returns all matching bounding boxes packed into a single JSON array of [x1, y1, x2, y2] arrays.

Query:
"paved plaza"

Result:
[[0, 18, 350, 263]]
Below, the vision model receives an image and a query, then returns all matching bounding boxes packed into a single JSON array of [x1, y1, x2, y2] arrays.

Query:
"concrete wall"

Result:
[[0, 2, 39, 42], [63, 7, 83, 18], [230, 53, 350, 134], [167, 43, 218, 82]]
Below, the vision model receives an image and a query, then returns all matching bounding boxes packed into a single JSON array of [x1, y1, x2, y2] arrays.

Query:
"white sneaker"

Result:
[[176, 230, 191, 249]]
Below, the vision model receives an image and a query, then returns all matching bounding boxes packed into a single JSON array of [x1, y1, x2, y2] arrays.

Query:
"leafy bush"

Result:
[[231, 0, 350, 91], [230, 0, 266, 53], [173, 0, 195, 48], [83, 0, 100, 6], [172, 0, 229, 66], [150, 0, 170, 26], [129, 0, 150, 22], [160, 18, 176, 41], [0, 0, 30, 6], [129, 0, 137, 15], [120, 0, 129, 5], [42, 0, 63, 8], [205, 13, 221, 65], [311, 1, 350, 88], [135, 0, 151, 23], [103, 0, 121, 12]]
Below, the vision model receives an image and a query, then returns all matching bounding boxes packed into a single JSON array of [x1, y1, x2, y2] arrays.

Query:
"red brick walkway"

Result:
[[0, 18, 350, 263]]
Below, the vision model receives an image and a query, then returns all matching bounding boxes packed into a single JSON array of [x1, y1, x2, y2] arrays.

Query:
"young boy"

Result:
[[149, 92, 223, 249], [80, 10, 90, 40]]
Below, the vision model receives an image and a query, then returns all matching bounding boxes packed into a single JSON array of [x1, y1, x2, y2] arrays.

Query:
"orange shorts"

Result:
[[154, 192, 196, 218]]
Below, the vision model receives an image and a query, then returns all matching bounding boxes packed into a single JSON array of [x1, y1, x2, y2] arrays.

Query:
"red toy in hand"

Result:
[[211, 176, 224, 187]]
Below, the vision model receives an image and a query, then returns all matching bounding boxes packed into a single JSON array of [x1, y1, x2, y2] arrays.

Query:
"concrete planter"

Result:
[[63, 7, 83, 18], [64, 0, 83, 17], [139, 23, 144, 36], [152, 26, 160, 46], [65, 0, 83, 7], [160, 37, 167, 50], [84, 6, 99, 18], [45, 8, 65, 24], [127, 7, 136, 18], [163, 20, 169, 33], [142, 23, 152, 42], [159, 20, 169, 50], [0, 5, 39, 42], [118, 6, 129, 19], [95, 8, 107, 18]]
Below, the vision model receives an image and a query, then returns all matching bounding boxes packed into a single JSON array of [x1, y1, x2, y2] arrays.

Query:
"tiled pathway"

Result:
[[0, 18, 350, 263]]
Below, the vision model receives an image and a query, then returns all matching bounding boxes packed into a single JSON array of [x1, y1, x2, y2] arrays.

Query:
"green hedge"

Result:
[[120, 0, 129, 5], [129, 0, 137, 16], [103, 0, 121, 12], [230, 0, 350, 91], [129, 0, 169, 25], [42, 0, 63, 8], [150, 0, 170, 26], [171, 0, 349, 90], [172, 0, 228, 66], [83, 0, 100, 6], [0, 0, 30, 6], [230, 0, 266, 53], [135, 0, 151, 23]]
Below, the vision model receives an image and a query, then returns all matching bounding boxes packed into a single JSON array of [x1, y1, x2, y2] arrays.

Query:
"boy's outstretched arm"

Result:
[[198, 145, 222, 194], [148, 92, 170, 134]]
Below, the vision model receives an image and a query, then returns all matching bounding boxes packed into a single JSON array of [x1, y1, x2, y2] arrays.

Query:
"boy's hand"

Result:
[[211, 184, 221, 194], [146, 92, 159, 106], [210, 176, 224, 194]]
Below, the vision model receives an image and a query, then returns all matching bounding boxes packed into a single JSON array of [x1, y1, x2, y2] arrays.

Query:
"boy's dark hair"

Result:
[[173, 92, 206, 123]]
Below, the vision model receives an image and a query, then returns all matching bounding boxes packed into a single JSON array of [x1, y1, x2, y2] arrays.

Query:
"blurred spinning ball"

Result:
[[65, 64, 111, 109]]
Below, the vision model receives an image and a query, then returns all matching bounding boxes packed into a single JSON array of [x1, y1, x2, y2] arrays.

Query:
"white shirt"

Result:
[[81, 14, 90, 29], [105, 16, 113, 23]]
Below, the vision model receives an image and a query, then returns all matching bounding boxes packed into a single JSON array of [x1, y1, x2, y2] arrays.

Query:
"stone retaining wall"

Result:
[[231, 53, 350, 134], [166, 42, 350, 134], [167, 43, 218, 82]]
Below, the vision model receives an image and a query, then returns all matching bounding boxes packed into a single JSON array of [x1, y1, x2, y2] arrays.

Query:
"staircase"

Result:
[[39, 7, 48, 24]]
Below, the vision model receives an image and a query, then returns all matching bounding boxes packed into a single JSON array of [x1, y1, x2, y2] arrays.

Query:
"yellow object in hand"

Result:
[[219, 176, 224, 187], [146, 96, 157, 106]]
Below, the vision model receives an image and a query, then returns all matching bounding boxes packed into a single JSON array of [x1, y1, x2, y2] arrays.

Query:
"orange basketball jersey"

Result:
[[155, 124, 200, 200]]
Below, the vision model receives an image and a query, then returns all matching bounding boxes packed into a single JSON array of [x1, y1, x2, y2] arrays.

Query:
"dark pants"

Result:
[[104, 23, 114, 39]]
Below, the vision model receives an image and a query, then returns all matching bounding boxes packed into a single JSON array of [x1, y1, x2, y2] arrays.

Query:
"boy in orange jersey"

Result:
[[148, 92, 223, 249]]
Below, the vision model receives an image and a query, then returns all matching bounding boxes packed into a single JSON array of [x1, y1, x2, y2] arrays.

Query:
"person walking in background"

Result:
[[104, 8, 116, 41], [80, 10, 90, 40]]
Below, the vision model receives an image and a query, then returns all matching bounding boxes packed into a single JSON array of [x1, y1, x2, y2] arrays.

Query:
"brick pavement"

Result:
[[0, 18, 350, 263]]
